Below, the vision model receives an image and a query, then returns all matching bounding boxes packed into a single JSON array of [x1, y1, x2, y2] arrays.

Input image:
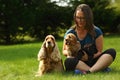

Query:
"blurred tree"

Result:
[[0, 0, 119, 44], [0, 0, 35, 44], [30, 1, 73, 39], [0, 0, 73, 44]]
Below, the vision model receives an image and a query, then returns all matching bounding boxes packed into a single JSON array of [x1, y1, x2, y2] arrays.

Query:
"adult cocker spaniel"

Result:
[[36, 35, 64, 77]]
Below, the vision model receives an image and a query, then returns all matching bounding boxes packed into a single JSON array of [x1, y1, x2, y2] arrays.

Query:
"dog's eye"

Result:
[[46, 38, 48, 41], [51, 38, 53, 40], [69, 36, 71, 38], [51, 37, 54, 41]]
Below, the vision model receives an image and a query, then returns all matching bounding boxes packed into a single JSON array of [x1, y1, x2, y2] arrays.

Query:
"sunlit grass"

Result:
[[0, 35, 120, 80]]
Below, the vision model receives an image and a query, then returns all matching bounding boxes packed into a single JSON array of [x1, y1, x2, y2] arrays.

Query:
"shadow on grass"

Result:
[[110, 68, 120, 74], [0, 45, 39, 61]]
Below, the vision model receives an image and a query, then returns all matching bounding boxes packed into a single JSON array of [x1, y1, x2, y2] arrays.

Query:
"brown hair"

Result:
[[72, 4, 95, 38]]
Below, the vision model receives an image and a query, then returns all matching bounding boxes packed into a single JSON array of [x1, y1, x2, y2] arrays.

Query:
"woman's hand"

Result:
[[93, 51, 102, 58], [63, 50, 69, 56]]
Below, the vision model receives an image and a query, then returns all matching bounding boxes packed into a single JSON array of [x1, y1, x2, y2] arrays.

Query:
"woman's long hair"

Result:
[[72, 4, 96, 38]]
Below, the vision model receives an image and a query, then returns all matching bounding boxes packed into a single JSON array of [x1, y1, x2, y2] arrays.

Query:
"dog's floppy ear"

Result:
[[37, 41, 46, 61], [50, 42, 61, 62], [41, 40, 46, 48], [77, 41, 81, 47], [52, 37, 56, 48]]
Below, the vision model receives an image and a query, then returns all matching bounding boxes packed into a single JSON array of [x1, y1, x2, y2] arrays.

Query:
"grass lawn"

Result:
[[0, 35, 120, 80]]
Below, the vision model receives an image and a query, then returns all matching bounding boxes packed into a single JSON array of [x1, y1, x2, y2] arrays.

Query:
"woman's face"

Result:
[[75, 10, 86, 29]]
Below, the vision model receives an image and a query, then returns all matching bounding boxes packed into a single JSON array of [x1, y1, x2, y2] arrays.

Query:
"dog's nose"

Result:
[[65, 39, 68, 42], [48, 41, 51, 44]]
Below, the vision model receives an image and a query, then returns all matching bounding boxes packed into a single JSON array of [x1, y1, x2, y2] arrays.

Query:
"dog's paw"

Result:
[[38, 56, 46, 61], [38, 58, 40, 61], [35, 72, 43, 77]]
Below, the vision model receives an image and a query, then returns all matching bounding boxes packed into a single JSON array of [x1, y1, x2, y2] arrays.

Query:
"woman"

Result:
[[63, 4, 116, 73]]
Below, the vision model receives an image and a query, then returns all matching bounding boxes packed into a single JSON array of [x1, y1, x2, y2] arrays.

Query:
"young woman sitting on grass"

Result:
[[63, 4, 116, 74]]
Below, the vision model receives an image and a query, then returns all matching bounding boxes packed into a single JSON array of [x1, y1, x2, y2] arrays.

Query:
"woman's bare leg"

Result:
[[76, 60, 90, 71], [89, 54, 113, 72]]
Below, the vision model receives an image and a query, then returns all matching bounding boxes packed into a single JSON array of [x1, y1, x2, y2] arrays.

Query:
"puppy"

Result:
[[36, 35, 64, 77], [63, 33, 88, 61]]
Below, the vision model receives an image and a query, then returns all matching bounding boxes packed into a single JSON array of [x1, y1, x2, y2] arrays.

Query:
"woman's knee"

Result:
[[103, 48, 116, 60], [64, 58, 79, 71]]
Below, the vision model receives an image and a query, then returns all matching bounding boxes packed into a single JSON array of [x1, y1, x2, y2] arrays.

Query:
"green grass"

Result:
[[0, 35, 120, 80]]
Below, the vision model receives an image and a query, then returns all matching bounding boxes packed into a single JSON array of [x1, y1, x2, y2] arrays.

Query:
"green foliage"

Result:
[[0, 35, 120, 80], [0, 0, 36, 44], [0, 0, 120, 44], [0, 0, 73, 44]]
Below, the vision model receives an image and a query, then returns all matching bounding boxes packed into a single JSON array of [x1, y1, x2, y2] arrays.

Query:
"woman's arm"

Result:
[[94, 35, 103, 58]]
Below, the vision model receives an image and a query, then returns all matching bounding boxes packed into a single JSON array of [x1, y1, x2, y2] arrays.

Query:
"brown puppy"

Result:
[[63, 33, 88, 61], [64, 33, 81, 57], [36, 35, 64, 77]]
